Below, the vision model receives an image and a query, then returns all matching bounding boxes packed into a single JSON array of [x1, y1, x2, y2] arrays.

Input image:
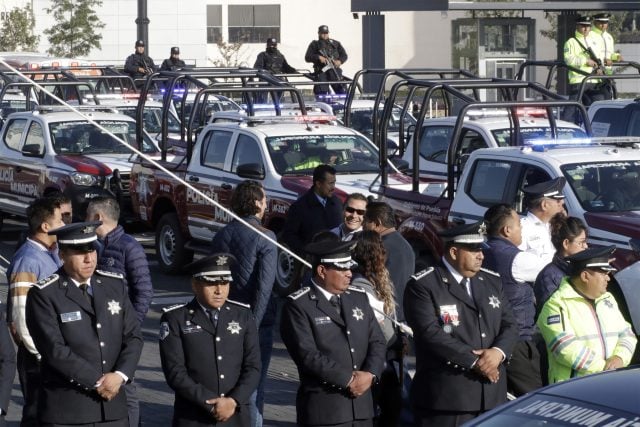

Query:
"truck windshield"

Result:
[[50, 120, 157, 155], [266, 134, 379, 175], [562, 161, 640, 212], [349, 106, 416, 135], [492, 127, 589, 146]]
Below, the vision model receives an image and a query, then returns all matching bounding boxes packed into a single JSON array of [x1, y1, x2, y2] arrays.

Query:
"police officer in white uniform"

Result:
[[519, 177, 567, 268]]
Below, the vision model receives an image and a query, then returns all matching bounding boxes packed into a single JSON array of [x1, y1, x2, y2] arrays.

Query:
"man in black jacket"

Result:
[[404, 221, 519, 427], [124, 40, 155, 87], [254, 38, 297, 75], [26, 222, 143, 426], [281, 240, 386, 426], [305, 25, 348, 95], [160, 46, 186, 71], [159, 254, 261, 426]]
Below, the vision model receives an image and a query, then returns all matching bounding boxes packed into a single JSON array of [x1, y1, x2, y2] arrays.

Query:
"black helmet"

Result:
[[170, 46, 180, 55]]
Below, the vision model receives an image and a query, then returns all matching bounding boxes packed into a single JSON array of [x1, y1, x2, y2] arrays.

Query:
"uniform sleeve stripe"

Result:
[[549, 333, 575, 354], [10, 272, 37, 284]]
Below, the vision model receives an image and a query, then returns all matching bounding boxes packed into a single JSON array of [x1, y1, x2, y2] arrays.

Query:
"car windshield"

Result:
[[266, 134, 379, 175], [50, 120, 157, 154], [470, 395, 639, 426], [116, 106, 182, 134], [349, 106, 416, 135], [492, 127, 589, 145], [562, 160, 640, 212]]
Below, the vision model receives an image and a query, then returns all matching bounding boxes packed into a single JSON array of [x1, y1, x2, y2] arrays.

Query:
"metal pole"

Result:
[[136, 0, 150, 56]]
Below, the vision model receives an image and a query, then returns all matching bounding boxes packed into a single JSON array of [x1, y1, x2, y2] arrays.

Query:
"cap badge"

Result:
[[488, 295, 501, 309], [82, 225, 95, 234], [352, 307, 364, 321], [478, 222, 487, 236], [216, 255, 228, 266], [108, 300, 122, 315], [227, 320, 242, 335]]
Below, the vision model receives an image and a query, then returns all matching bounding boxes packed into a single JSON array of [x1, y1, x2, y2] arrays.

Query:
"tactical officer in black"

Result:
[[254, 38, 297, 75], [305, 25, 348, 95], [159, 254, 261, 427], [160, 46, 187, 72], [124, 40, 156, 87]]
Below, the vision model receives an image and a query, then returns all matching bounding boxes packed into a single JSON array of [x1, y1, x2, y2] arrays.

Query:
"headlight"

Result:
[[70, 172, 100, 186]]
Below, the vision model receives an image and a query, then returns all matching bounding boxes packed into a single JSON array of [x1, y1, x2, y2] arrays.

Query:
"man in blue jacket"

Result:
[[211, 180, 277, 427], [86, 196, 153, 427]]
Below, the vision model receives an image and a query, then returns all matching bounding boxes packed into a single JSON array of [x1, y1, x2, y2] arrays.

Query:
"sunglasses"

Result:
[[345, 206, 366, 215]]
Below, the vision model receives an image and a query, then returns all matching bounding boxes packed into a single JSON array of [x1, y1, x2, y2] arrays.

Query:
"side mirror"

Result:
[[237, 163, 265, 180], [22, 144, 44, 157], [389, 156, 409, 172]]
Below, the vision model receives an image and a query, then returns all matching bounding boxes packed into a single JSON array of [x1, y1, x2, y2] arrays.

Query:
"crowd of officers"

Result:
[[0, 163, 637, 427]]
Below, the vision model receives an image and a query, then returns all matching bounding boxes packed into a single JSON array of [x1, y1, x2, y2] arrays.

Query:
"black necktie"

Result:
[[330, 295, 341, 316], [208, 309, 219, 329], [80, 283, 92, 304]]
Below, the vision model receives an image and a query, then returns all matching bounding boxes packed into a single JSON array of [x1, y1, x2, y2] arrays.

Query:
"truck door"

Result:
[[186, 129, 234, 241]]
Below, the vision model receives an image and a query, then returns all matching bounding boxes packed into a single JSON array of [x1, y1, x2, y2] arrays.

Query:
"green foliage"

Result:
[[541, 12, 629, 42], [0, 5, 39, 51], [44, 0, 105, 57]]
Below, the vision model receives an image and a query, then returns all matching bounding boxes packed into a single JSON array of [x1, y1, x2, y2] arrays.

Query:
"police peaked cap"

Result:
[[187, 253, 236, 283], [171, 46, 180, 54], [135, 39, 145, 47], [575, 15, 592, 25], [438, 220, 487, 248], [318, 25, 329, 34], [523, 177, 566, 200], [305, 240, 357, 269], [48, 221, 101, 251], [593, 13, 611, 22], [566, 245, 617, 275], [266, 38, 278, 46]]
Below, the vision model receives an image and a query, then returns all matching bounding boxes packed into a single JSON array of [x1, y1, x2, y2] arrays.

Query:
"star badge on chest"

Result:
[[352, 307, 364, 321], [107, 300, 122, 315], [227, 321, 242, 334], [488, 295, 501, 309]]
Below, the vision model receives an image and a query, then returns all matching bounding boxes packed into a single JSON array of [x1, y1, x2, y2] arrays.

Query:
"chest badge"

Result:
[[439, 304, 460, 326], [227, 321, 242, 335], [488, 295, 501, 309], [352, 307, 364, 321], [107, 300, 122, 315]]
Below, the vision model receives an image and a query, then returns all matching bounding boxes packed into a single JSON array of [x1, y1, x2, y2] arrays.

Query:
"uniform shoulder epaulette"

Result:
[[287, 287, 310, 300], [411, 267, 434, 281], [480, 267, 500, 277], [347, 285, 366, 293], [96, 270, 125, 280], [162, 303, 186, 313], [34, 274, 58, 289], [227, 299, 251, 309]]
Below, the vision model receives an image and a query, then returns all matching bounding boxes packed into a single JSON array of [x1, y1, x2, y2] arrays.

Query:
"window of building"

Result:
[[228, 5, 280, 43], [207, 5, 222, 43]]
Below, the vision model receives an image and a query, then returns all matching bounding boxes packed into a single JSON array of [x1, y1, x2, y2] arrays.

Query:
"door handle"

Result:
[[221, 183, 232, 190], [188, 175, 199, 182]]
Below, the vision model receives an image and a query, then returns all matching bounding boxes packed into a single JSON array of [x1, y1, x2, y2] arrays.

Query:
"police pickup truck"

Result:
[[129, 113, 410, 286], [0, 108, 159, 228]]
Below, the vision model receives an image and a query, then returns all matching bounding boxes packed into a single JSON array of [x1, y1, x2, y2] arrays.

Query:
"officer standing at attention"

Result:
[[280, 240, 386, 427], [519, 177, 567, 268], [537, 246, 637, 384], [254, 38, 297, 74], [591, 13, 623, 75], [305, 25, 348, 95], [124, 40, 156, 84], [159, 254, 261, 426], [25, 222, 143, 426], [404, 221, 518, 427], [160, 46, 187, 71]]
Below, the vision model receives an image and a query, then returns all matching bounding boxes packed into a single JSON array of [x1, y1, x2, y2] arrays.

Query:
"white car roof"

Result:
[[422, 115, 582, 131], [470, 144, 640, 166], [8, 109, 136, 123]]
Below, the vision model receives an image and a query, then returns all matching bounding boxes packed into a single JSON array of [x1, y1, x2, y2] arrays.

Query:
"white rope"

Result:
[[0, 58, 312, 269]]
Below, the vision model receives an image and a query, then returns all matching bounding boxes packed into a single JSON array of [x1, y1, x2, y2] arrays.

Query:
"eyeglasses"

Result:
[[345, 206, 366, 216]]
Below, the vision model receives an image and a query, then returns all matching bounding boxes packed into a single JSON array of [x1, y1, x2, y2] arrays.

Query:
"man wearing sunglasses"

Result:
[[537, 245, 636, 384], [331, 193, 367, 242]]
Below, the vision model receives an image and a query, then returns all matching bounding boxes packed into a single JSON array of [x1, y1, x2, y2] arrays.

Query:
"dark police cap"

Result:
[[135, 40, 145, 47], [523, 177, 566, 200], [266, 38, 277, 46], [318, 25, 329, 34], [566, 245, 617, 274], [305, 240, 357, 269], [438, 221, 487, 248], [48, 221, 101, 251], [575, 15, 592, 25], [593, 13, 611, 22], [171, 46, 180, 54], [188, 253, 236, 283]]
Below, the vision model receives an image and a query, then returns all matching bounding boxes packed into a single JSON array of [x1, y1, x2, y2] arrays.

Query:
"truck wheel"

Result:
[[156, 212, 193, 274], [274, 244, 300, 297]]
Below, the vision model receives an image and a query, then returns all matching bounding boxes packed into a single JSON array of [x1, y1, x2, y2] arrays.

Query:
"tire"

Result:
[[273, 243, 303, 297], [155, 212, 193, 274]]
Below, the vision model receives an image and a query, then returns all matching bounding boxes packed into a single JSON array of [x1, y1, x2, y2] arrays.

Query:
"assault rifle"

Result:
[[319, 48, 343, 81]]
